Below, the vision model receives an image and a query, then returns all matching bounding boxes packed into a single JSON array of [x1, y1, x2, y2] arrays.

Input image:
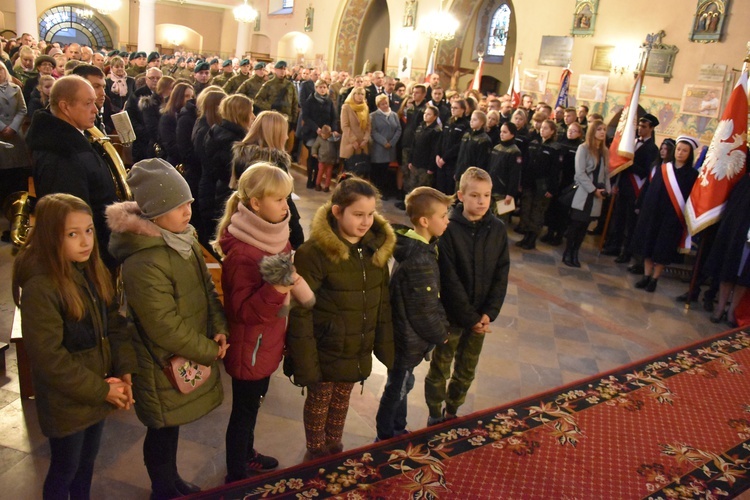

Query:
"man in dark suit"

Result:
[[603, 113, 660, 266], [366, 71, 386, 112], [385, 77, 402, 112]]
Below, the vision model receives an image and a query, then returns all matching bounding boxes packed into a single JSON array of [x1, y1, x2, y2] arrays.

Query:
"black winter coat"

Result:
[[523, 137, 563, 194], [300, 94, 338, 143], [488, 139, 523, 197], [455, 129, 492, 180], [410, 121, 442, 171], [199, 120, 245, 229], [26, 110, 118, 269], [615, 137, 659, 201], [176, 100, 198, 169], [438, 204, 510, 329], [105, 76, 136, 112], [158, 112, 179, 166], [125, 86, 154, 162], [705, 173, 750, 286], [438, 116, 469, 167], [390, 228, 449, 368]]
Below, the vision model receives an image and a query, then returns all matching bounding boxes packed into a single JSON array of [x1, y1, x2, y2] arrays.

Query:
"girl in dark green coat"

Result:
[[12, 193, 136, 500], [288, 176, 396, 460]]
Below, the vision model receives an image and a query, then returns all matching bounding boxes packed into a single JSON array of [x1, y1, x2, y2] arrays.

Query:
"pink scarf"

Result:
[[109, 73, 128, 97], [227, 202, 290, 254]]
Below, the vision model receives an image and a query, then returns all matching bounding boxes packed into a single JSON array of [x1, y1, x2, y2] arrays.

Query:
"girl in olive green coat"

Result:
[[108, 159, 229, 499], [288, 176, 395, 459], [12, 193, 136, 499]]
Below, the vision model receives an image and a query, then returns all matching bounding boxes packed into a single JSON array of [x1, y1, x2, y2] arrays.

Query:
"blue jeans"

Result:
[[375, 366, 415, 440], [44, 420, 105, 500]]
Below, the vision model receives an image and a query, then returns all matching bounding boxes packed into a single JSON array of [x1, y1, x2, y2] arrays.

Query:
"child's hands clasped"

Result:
[[105, 376, 134, 409], [472, 314, 491, 334], [214, 334, 229, 359]]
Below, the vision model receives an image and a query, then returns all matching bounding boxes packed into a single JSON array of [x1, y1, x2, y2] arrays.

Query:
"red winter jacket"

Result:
[[220, 231, 291, 380]]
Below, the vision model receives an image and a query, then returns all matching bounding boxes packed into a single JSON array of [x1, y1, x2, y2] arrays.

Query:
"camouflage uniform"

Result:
[[236, 74, 266, 100], [223, 72, 250, 95], [175, 68, 194, 82], [254, 76, 298, 123], [210, 72, 233, 88], [126, 66, 143, 78]]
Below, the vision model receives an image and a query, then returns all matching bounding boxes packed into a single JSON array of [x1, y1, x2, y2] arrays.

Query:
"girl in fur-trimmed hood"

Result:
[[287, 175, 396, 460]]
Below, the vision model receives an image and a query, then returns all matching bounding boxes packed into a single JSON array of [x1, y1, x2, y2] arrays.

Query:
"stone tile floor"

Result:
[[0, 170, 728, 497]]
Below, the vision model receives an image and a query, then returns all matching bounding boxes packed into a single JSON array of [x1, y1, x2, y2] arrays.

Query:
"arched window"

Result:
[[487, 4, 510, 57], [38, 5, 112, 48]]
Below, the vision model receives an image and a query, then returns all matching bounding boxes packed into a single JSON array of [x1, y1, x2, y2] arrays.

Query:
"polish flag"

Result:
[[507, 65, 521, 108], [608, 71, 643, 176], [685, 71, 748, 235]]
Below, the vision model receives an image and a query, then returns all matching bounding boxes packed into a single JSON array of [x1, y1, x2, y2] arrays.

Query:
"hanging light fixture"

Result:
[[88, 0, 122, 16], [233, 0, 258, 24], [419, 0, 459, 42]]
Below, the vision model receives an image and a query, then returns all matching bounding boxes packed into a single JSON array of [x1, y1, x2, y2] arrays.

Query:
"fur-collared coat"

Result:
[[107, 202, 228, 428], [287, 201, 396, 386]]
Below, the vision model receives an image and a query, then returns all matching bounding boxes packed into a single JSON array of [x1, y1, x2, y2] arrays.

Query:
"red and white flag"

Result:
[[471, 56, 484, 91], [608, 71, 644, 176], [685, 71, 748, 235], [506, 65, 521, 108]]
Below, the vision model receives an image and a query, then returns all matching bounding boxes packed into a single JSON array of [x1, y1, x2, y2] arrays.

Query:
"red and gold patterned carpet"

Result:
[[194, 328, 750, 499]]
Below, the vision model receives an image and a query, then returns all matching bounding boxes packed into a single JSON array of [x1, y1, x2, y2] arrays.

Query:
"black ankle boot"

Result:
[[515, 232, 530, 247], [645, 278, 658, 292], [562, 240, 576, 267], [521, 233, 537, 250], [635, 275, 652, 289], [571, 248, 581, 268], [174, 475, 201, 495]]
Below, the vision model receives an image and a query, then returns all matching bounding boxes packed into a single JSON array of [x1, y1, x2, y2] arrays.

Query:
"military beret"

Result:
[[135, 51, 147, 59], [194, 61, 210, 73], [239, 58, 250, 66], [147, 51, 160, 63], [128, 51, 137, 60], [209, 58, 219, 65], [222, 59, 233, 68], [107, 49, 118, 57], [274, 60, 287, 69], [254, 62, 266, 70], [186, 57, 194, 63], [119, 51, 129, 58]]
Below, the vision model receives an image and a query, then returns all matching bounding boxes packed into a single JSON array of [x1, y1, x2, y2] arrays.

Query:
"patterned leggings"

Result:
[[303, 382, 355, 452]]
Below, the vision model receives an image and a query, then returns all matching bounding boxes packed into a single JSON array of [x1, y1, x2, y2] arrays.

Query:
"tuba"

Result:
[[5, 128, 132, 248]]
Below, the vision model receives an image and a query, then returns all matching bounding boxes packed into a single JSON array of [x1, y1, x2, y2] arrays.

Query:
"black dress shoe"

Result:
[[627, 264, 644, 275], [645, 278, 658, 293], [710, 311, 726, 324], [614, 253, 631, 264], [635, 276, 651, 289], [675, 290, 700, 303]]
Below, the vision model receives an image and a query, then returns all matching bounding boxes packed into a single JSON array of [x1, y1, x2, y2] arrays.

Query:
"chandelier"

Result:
[[420, 1, 459, 41], [233, 0, 258, 24], [88, 0, 122, 16]]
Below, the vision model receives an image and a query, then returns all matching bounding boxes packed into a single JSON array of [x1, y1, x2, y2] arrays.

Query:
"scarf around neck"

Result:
[[376, 107, 392, 117], [346, 99, 370, 131], [158, 225, 196, 260], [110, 73, 128, 97], [228, 202, 290, 254]]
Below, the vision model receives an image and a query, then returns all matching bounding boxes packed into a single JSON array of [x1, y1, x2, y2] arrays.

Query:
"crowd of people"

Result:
[[1, 31, 748, 499]]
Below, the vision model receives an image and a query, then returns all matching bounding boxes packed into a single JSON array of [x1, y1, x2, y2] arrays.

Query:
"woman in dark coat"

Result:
[[454, 110, 492, 183], [406, 104, 442, 192], [488, 121, 523, 217], [300, 79, 338, 188], [631, 136, 700, 292], [140, 77, 174, 160], [704, 171, 750, 326], [199, 94, 253, 242], [544, 121, 583, 245], [191, 88, 226, 246], [158, 82, 194, 166], [435, 98, 469, 195]]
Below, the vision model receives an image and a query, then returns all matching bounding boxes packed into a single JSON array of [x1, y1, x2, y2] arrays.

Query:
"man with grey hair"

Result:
[[126, 67, 163, 161], [366, 70, 385, 111], [25, 75, 119, 268]]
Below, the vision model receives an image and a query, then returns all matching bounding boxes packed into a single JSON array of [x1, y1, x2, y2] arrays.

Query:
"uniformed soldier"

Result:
[[210, 59, 234, 87], [254, 60, 298, 126], [236, 62, 268, 100], [193, 61, 212, 96], [208, 58, 221, 79], [126, 51, 147, 78], [146, 52, 160, 69], [223, 58, 251, 94], [175, 58, 194, 81]]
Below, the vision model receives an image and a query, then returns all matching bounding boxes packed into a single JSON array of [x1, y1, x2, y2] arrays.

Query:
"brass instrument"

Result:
[[87, 126, 133, 201], [5, 128, 131, 248], [3, 191, 31, 250]]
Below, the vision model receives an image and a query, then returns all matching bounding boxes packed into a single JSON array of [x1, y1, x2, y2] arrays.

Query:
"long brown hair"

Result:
[[162, 82, 193, 117], [12, 194, 113, 320], [585, 119, 607, 162], [197, 87, 226, 126]]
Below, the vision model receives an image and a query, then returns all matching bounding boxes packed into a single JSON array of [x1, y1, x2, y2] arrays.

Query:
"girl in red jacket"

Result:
[[214, 162, 313, 482]]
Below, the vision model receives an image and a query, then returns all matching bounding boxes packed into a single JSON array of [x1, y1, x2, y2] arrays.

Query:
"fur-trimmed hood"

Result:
[[308, 201, 395, 268], [106, 201, 167, 261], [138, 93, 162, 111], [231, 143, 292, 172]]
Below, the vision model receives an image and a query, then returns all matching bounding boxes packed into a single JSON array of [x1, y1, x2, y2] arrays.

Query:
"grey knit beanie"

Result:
[[127, 158, 194, 219]]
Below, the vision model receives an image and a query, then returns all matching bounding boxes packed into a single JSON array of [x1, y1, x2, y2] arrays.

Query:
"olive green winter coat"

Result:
[[107, 201, 228, 428], [287, 202, 396, 386], [17, 265, 137, 438]]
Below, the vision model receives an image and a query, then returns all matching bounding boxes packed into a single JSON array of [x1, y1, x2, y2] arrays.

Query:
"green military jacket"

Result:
[[254, 76, 299, 123], [223, 72, 250, 95], [236, 74, 267, 100], [210, 72, 232, 88]]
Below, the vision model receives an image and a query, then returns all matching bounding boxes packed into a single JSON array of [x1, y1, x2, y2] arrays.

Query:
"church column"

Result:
[[138, 0, 156, 52], [235, 21, 249, 59], [16, 0, 39, 40]]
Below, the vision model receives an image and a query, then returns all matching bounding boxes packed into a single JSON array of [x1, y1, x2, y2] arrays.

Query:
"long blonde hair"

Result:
[[240, 110, 288, 150], [12, 194, 113, 320], [220, 94, 254, 130], [212, 162, 294, 256]]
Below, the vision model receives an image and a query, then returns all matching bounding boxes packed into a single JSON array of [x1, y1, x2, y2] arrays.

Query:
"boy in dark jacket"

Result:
[[425, 167, 510, 425], [375, 187, 452, 440]]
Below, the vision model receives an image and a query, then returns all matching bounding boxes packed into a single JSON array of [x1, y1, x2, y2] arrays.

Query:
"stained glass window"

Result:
[[38, 5, 113, 48], [487, 4, 510, 57]]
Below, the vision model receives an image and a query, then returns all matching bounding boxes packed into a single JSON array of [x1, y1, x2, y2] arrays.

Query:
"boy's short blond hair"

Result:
[[405, 186, 453, 226], [458, 167, 492, 192]]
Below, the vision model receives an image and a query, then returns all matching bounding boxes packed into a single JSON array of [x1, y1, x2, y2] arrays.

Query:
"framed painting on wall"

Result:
[[521, 69, 548, 94], [571, 0, 598, 37], [576, 74, 609, 103], [689, 0, 729, 43], [680, 84, 722, 118], [403, 0, 418, 28]]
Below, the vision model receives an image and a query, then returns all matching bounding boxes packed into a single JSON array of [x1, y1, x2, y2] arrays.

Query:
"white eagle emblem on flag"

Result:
[[699, 119, 747, 187]]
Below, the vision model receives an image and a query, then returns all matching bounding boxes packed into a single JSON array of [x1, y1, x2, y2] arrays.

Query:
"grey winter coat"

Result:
[[369, 110, 401, 164], [571, 143, 610, 217]]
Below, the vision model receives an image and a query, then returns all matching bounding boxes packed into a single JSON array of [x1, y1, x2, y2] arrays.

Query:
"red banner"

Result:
[[685, 71, 748, 235], [608, 72, 643, 176]]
